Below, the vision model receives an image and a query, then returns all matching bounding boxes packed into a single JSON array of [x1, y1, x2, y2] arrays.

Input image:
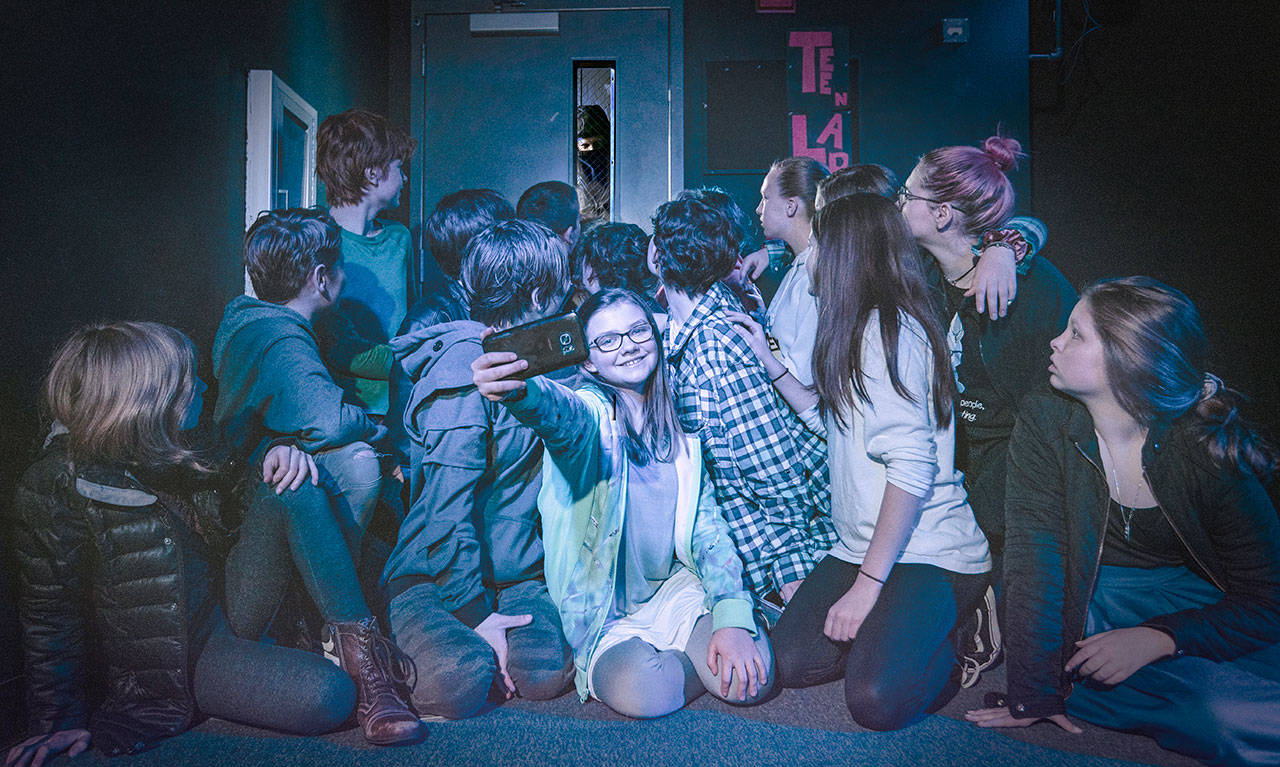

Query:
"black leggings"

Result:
[[771, 556, 986, 731]]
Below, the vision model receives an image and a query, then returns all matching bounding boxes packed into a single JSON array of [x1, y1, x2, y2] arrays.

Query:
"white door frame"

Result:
[[244, 70, 318, 294]]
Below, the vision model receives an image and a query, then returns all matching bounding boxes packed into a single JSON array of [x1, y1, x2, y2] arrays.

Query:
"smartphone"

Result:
[[481, 312, 589, 379]]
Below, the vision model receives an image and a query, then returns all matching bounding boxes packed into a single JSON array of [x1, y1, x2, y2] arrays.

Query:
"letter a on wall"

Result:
[[787, 28, 853, 170]]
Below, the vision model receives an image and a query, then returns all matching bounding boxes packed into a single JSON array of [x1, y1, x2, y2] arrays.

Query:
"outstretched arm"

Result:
[[473, 350, 601, 470]]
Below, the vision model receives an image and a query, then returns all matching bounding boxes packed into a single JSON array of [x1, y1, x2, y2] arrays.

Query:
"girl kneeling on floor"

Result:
[[731, 193, 992, 731], [473, 288, 772, 718]]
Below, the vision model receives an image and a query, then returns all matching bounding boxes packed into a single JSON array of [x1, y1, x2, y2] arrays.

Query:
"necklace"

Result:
[[946, 261, 978, 287], [1097, 433, 1136, 541], [1110, 498, 1136, 542]]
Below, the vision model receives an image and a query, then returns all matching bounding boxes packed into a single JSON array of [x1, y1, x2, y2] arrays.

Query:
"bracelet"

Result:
[[770, 369, 788, 383], [858, 569, 887, 585]]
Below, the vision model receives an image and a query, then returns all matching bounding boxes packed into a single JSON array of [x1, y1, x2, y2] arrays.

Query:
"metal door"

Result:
[[411, 5, 679, 232]]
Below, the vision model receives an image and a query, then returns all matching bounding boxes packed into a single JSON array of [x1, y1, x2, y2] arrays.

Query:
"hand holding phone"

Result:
[[472, 346, 529, 402]]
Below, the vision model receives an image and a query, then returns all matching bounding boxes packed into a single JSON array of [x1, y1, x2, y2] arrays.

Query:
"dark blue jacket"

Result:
[[386, 278, 469, 469], [380, 320, 578, 627]]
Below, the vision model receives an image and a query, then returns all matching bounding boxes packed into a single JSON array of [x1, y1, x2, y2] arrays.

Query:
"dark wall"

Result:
[[1027, 0, 1280, 431], [685, 0, 1029, 220], [0, 0, 391, 491], [0, 0, 391, 735]]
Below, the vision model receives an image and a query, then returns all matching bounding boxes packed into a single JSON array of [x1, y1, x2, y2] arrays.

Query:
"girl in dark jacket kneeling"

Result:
[[8, 322, 364, 767], [966, 277, 1280, 766]]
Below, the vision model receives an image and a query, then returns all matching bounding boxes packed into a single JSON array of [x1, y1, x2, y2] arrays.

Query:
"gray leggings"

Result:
[[590, 613, 774, 718], [193, 613, 354, 735]]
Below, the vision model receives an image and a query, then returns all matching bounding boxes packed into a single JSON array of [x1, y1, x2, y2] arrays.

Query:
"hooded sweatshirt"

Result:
[[212, 295, 381, 461], [381, 319, 570, 627]]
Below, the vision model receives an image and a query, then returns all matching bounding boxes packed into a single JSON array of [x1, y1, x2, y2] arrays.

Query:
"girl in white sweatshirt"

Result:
[[730, 193, 990, 730]]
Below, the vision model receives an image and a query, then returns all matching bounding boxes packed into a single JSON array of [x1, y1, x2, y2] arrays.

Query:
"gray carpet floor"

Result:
[[41, 662, 1200, 766]]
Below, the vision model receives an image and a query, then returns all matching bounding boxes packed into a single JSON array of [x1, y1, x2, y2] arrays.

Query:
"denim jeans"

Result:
[[225, 452, 379, 639], [590, 613, 774, 719], [387, 579, 574, 718], [225, 442, 386, 638], [771, 555, 986, 731], [1066, 565, 1280, 767], [313, 441, 384, 555]]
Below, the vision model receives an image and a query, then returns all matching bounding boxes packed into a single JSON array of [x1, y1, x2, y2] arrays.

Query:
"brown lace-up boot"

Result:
[[325, 617, 423, 745]]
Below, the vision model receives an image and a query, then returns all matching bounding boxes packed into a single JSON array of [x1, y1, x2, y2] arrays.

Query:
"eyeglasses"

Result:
[[896, 185, 943, 206], [589, 322, 654, 352]]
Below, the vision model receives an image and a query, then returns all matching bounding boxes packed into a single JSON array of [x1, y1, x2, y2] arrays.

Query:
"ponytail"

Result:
[[1083, 276, 1279, 480], [1193, 373, 1278, 479]]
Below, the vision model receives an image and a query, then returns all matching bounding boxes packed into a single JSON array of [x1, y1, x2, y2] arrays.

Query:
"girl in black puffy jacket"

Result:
[[7, 322, 360, 766]]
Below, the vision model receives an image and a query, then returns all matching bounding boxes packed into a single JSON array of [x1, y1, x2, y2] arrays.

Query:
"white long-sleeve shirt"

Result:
[[765, 247, 818, 387], [799, 310, 991, 574]]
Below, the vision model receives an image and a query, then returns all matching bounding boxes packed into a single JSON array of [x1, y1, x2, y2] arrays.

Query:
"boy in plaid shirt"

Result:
[[647, 197, 833, 611]]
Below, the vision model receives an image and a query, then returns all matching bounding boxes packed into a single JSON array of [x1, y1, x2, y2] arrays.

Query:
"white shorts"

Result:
[[586, 566, 709, 696]]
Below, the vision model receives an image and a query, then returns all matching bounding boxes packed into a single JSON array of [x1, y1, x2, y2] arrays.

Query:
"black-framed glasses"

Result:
[[896, 185, 943, 206], [589, 322, 654, 352]]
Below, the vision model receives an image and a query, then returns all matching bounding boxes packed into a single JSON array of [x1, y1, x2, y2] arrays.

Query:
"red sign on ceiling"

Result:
[[757, 0, 797, 13]]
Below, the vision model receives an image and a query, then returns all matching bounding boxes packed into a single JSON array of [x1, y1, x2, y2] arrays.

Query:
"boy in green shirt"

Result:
[[316, 108, 417, 418]]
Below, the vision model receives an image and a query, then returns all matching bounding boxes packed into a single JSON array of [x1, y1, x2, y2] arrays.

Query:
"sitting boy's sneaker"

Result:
[[959, 585, 1002, 688]]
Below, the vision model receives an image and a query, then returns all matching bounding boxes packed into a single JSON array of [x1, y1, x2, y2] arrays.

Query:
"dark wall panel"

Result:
[[1028, 1, 1280, 432], [685, 0, 1029, 221], [0, 0, 391, 489], [0, 2, 391, 730]]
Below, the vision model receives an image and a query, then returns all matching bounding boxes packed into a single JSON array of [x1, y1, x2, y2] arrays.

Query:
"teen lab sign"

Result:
[[787, 29, 852, 170]]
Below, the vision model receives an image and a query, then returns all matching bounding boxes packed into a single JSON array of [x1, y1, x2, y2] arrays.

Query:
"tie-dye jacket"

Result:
[[505, 377, 756, 700]]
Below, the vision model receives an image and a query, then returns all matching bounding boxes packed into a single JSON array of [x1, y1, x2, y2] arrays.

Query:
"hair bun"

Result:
[[982, 135, 1024, 173]]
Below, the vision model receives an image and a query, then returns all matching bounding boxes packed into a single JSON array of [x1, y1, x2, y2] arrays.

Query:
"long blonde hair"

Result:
[[44, 321, 206, 471]]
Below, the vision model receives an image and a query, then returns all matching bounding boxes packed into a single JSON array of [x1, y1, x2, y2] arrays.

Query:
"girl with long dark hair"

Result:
[[473, 288, 773, 718], [732, 194, 991, 730], [966, 277, 1280, 766]]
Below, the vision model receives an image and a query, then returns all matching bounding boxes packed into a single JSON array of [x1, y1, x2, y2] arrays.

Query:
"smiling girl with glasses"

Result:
[[473, 287, 773, 718]]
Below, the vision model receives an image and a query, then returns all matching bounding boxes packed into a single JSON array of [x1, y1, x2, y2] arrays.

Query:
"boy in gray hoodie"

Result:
[[381, 219, 576, 718], [213, 209, 420, 745]]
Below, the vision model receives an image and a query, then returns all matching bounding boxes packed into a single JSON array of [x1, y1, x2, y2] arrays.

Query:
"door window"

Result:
[[575, 62, 615, 223]]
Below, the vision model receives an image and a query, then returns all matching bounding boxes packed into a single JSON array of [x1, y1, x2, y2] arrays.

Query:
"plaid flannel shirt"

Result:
[[665, 282, 834, 597]]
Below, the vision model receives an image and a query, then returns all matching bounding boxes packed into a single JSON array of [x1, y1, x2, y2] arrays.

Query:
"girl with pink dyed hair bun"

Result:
[[899, 135, 1078, 666]]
